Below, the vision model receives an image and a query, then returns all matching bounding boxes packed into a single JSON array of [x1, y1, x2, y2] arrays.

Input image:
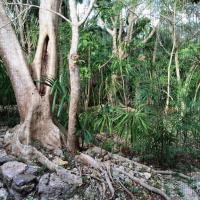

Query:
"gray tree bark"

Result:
[[66, 0, 95, 154], [0, 0, 62, 152]]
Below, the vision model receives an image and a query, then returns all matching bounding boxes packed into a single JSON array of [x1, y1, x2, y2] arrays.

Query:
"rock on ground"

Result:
[[0, 161, 27, 184], [178, 181, 199, 200], [0, 187, 8, 200], [38, 173, 78, 200], [0, 161, 39, 200]]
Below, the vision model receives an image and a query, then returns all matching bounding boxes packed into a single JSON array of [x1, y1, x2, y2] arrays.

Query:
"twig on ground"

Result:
[[117, 179, 135, 200]]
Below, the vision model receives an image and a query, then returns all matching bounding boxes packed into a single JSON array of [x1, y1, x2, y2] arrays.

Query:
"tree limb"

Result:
[[4, 2, 71, 24], [0, 4, 30, 30], [78, 0, 96, 26], [98, 17, 114, 36], [142, 25, 158, 44]]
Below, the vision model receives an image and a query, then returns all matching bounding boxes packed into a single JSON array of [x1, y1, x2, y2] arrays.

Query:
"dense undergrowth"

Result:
[[0, 0, 199, 169]]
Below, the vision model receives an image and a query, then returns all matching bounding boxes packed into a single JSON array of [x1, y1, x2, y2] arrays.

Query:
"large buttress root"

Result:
[[3, 93, 80, 185], [29, 97, 62, 150], [4, 91, 62, 150]]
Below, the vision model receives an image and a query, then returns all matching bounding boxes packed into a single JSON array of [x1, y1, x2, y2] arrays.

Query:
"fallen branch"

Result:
[[104, 169, 115, 197], [76, 153, 103, 169]]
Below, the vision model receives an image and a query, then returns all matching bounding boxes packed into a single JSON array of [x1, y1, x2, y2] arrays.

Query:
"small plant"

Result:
[[131, 187, 142, 194], [113, 104, 149, 145], [175, 186, 184, 198], [38, 165, 49, 176], [25, 196, 34, 200], [102, 139, 115, 152]]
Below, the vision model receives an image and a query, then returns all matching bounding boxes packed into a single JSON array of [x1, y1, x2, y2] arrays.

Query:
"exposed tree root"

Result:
[[76, 153, 170, 200], [85, 146, 193, 181], [110, 154, 192, 180], [117, 179, 135, 200], [3, 123, 192, 200], [152, 170, 192, 180], [114, 167, 170, 200], [4, 125, 82, 186], [76, 153, 115, 199], [78, 147, 196, 199]]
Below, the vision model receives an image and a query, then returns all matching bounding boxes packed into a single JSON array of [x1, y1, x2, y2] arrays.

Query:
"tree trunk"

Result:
[[66, 0, 80, 154], [0, 0, 62, 152], [165, 2, 176, 113], [66, 0, 95, 154], [152, 31, 158, 64]]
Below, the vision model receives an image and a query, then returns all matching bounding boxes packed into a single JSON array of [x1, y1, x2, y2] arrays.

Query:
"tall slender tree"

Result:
[[67, 0, 95, 154]]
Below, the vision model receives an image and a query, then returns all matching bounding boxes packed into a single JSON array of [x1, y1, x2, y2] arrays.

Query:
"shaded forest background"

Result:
[[0, 0, 199, 168]]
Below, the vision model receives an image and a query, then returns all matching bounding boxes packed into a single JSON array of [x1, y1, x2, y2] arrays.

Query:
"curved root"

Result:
[[4, 125, 82, 186], [76, 153, 115, 198], [76, 153, 170, 200], [114, 167, 170, 200], [111, 154, 192, 180]]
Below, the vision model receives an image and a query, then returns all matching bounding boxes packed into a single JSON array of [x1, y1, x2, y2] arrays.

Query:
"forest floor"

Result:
[[0, 122, 199, 199]]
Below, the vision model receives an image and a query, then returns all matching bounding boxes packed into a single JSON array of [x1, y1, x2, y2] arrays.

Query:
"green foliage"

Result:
[[25, 196, 34, 200], [102, 139, 115, 152], [180, 44, 199, 59], [78, 104, 149, 148], [46, 67, 69, 127], [142, 111, 178, 166], [0, 61, 16, 105], [113, 105, 149, 144], [25, 16, 39, 62], [0, 0, 199, 169], [94, 105, 114, 134]]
